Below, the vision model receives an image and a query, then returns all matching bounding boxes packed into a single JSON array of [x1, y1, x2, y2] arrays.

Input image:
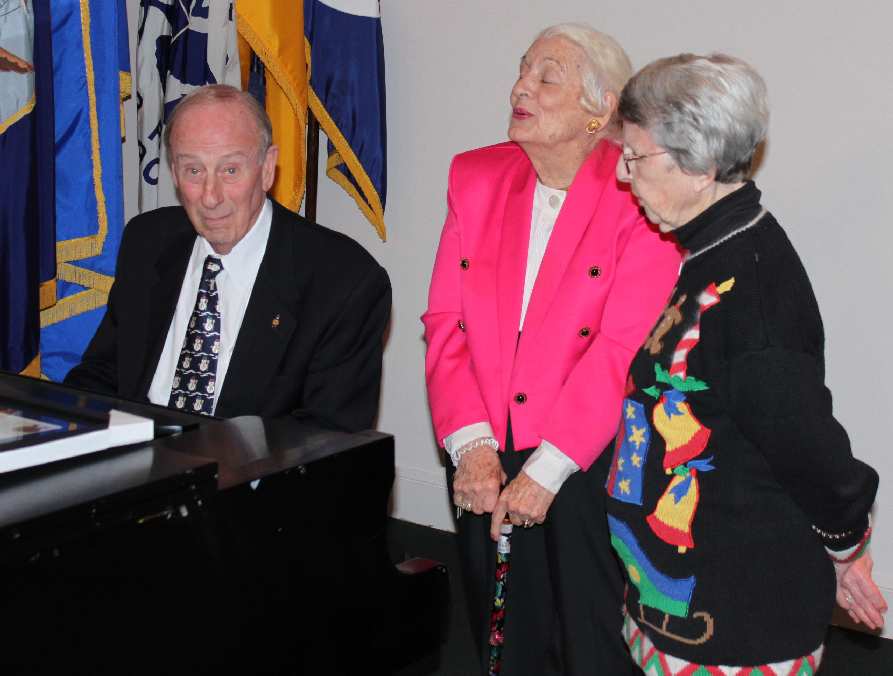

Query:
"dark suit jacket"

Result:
[[65, 200, 391, 431]]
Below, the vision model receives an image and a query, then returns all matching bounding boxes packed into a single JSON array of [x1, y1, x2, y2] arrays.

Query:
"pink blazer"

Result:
[[423, 141, 681, 469]]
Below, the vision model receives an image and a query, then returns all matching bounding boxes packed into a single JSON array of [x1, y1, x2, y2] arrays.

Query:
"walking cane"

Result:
[[488, 517, 513, 675]]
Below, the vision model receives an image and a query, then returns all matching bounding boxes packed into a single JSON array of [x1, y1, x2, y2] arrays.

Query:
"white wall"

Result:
[[122, 1, 893, 636]]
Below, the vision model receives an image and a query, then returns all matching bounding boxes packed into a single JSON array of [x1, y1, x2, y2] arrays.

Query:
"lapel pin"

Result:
[[271, 314, 281, 329]]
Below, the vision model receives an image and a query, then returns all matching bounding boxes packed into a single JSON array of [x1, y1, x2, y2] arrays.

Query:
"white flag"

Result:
[[136, 0, 240, 212]]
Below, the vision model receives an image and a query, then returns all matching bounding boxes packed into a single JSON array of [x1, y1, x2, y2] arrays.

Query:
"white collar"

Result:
[[198, 199, 272, 289], [533, 180, 567, 212]]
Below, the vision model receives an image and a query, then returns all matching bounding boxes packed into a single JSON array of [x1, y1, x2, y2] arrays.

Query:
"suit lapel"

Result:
[[216, 205, 298, 416], [519, 142, 615, 346], [134, 224, 196, 398], [497, 163, 536, 404]]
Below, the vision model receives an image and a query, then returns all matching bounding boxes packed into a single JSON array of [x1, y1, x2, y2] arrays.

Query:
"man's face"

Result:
[[170, 100, 277, 255]]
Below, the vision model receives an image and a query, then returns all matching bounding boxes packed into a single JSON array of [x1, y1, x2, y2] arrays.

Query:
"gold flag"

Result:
[[235, 2, 307, 212]]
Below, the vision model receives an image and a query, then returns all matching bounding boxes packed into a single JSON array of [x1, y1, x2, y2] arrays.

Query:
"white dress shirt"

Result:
[[147, 199, 273, 414], [444, 181, 580, 493]]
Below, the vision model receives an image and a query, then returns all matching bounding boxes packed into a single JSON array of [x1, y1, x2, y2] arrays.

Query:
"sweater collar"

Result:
[[672, 181, 763, 256]]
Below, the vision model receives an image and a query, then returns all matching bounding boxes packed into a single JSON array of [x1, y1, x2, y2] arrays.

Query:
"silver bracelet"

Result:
[[811, 521, 859, 541], [449, 436, 498, 467]]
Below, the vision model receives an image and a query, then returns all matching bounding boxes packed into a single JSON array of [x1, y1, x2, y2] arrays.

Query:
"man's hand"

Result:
[[453, 446, 506, 516], [490, 471, 555, 540]]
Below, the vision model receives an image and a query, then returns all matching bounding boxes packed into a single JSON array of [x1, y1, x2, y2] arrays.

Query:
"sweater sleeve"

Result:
[[727, 347, 877, 549], [723, 223, 880, 552]]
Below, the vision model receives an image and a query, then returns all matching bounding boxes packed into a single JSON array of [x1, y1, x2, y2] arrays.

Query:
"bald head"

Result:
[[163, 84, 273, 162]]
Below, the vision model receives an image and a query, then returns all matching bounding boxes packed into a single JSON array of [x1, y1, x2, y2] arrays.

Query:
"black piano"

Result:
[[0, 372, 449, 674]]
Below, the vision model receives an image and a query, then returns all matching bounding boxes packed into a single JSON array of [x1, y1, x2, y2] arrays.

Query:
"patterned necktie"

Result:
[[168, 255, 224, 415]]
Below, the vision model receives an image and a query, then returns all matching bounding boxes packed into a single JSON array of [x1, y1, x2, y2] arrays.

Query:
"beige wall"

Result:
[[123, 0, 893, 637]]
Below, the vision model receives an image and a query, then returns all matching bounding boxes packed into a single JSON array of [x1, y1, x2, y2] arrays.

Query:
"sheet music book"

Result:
[[0, 403, 153, 473]]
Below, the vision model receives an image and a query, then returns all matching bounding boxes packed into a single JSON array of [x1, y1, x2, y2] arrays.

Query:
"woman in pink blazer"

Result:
[[423, 24, 681, 675]]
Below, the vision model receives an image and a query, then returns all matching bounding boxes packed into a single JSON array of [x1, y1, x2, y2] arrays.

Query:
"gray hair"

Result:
[[536, 22, 632, 123], [163, 84, 273, 163], [618, 53, 769, 183]]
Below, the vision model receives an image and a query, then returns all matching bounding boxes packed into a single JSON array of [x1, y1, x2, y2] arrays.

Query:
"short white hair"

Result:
[[536, 23, 632, 118], [619, 53, 769, 183]]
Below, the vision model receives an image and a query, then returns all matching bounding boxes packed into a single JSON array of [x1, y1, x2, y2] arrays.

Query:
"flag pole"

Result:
[[305, 107, 320, 222]]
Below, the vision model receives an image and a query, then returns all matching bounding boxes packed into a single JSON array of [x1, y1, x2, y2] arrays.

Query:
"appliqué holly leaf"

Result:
[[654, 363, 709, 393]]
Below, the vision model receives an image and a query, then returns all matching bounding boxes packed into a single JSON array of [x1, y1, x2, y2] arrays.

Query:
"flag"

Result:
[[607, 515, 696, 618], [37, 0, 131, 382], [305, 0, 387, 240], [137, 0, 241, 211], [235, 1, 307, 212], [606, 398, 651, 506], [1, 0, 54, 376]]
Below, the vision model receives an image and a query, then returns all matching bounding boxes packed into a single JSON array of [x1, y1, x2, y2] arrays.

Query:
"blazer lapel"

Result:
[[134, 226, 196, 398], [519, 142, 615, 346], [497, 163, 536, 403], [216, 207, 298, 416]]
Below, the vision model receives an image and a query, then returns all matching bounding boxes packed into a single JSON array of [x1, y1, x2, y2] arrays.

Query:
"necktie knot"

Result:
[[203, 256, 223, 281]]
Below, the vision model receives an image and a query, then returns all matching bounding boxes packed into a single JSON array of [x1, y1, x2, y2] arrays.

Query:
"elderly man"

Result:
[[66, 84, 390, 431]]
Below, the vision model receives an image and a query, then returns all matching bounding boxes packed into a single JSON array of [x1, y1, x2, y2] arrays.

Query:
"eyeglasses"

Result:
[[621, 150, 668, 174]]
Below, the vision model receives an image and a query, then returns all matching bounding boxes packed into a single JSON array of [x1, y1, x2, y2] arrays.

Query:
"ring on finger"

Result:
[[845, 592, 854, 604], [523, 518, 532, 528]]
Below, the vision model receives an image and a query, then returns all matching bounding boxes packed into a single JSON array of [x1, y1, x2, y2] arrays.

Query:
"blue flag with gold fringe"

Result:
[[305, 0, 387, 240], [39, 0, 130, 382], [0, 0, 55, 376]]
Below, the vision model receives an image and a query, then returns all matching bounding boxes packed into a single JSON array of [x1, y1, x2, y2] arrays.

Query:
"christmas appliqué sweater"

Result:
[[604, 181, 878, 667]]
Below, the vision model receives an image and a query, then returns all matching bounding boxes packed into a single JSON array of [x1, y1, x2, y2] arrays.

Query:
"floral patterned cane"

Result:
[[488, 518, 513, 675]]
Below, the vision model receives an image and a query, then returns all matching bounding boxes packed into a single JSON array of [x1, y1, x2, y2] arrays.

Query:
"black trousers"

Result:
[[447, 434, 637, 676]]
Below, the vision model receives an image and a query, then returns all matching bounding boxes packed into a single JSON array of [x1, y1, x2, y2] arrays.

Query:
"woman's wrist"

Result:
[[821, 515, 873, 563], [827, 529, 872, 564], [450, 436, 498, 467]]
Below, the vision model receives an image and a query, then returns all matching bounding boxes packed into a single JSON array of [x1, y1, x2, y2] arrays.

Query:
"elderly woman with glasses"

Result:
[[606, 53, 886, 674], [422, 23, 680, 675]]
